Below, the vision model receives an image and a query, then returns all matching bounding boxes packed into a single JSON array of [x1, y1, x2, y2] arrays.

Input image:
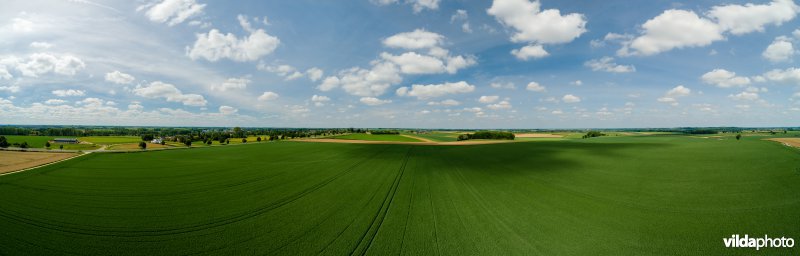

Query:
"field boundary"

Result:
[[294, 138, 518, 146]]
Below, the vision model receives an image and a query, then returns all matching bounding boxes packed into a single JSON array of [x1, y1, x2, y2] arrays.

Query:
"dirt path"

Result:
[[401, 134, 436, 143], [294, 138, 518, 146], [0, 151, 82, 175], [766, 138, 800, 148]]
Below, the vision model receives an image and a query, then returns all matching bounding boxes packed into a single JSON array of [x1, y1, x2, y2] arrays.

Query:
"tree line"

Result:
[[457, 131, 515, 141]]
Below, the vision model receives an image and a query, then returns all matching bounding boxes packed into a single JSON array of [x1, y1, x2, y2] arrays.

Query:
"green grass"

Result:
[[332, 133, 422, 142], [0, 135, 55, 148], [0, 136, 798, 255], [79, 136, 142, 145], [404, 132, 460, 142]]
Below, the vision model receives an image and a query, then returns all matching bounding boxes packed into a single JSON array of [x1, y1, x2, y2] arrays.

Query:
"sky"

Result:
[[0, 0, 799, 129]]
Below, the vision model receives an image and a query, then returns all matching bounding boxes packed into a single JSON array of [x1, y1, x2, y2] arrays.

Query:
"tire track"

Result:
[[350, 147, 412, 256]]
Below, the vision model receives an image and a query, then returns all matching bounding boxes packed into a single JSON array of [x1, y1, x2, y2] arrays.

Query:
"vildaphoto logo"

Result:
[[724, 234, 795, 250]]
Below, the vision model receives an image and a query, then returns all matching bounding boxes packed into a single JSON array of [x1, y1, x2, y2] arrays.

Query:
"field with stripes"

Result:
[[0, 135, 798, 255]]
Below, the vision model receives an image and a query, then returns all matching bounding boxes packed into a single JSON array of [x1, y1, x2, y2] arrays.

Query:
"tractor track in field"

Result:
[[398, 163, 415, 255], [350, 147, 412, 256], [0, 147, 392, 238]]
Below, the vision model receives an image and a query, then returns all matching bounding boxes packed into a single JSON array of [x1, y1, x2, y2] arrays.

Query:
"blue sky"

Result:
[[0, 0, 799, 128]]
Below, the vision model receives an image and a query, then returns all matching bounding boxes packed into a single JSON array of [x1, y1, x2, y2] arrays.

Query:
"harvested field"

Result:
[[295, 138, 518, 145], [0, 151, 78, 174], [514, 133, 563, 138], [766, 138, 800, 148]]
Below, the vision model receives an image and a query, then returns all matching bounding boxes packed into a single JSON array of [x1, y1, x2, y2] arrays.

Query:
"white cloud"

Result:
[[257, 91, 279, 101], [729, 91, 759, 101], [44, 99, 67, 105], [132, 81, 207, 106], [140, 0, 206, 26], [478, 95, 500, 103], [52, 89, 85, 97], [188, 18, 280, 62], [658, 85, 691, 106], [490, 82, 516, 89], [562, 94, 581, 103], [311, 94, 330, 106], [258, 64, 306, 80], [487, 100, 512, 110], [360, 97, 392, 106], [372, 0, 441, 13], [487, 0, 586, 44], [763, 67, 800, 84], [620, 10, 722, 56], [383, 29, 444, 50], [551, 109, 563, 115], [707, 0, 800, 35], [337, 62, 402, 97], [381, 52, 446, 74], [700, 69, 751, 88], [510, 44, 549, 60], [213, 77, 250, 91], [571, 80, 583, 86], [29, 41, 53, 49], [318, 76, 340, 91], [526, 82, 546, 92], [451, 10, 472, 33], [428, 99, 460, 106], [398, 81, 475, 99], [306, 67, 324, 82], [4, 53, 86, 77], [219, 105, 238, 115], [0, 86, 20, 93], [763, 36, 795, 62], [584, 57, 635, 73], [104, 71, 135, 84]]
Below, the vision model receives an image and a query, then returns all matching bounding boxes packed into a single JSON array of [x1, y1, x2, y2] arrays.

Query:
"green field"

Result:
[[1, 135, 55, 148], [405, 132, 460, 142], [0, 136, 798, 255], [332, 133, 422, 142], [79, 136, 143, 145]]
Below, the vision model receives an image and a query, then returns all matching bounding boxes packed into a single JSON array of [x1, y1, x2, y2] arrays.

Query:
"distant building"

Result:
[[151, 138, 163, 144], [54, 138, 78, 144]]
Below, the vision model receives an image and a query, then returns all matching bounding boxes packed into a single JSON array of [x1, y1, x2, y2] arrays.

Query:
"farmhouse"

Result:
[[151, 138, 163, 144], [53, 138, 78, 144]]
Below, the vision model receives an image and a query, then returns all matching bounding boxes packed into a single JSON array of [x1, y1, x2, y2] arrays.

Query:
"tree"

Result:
[[206, 140, 212, 146], [184, 140, 192, 147], [139, 141, 147, 150], [226, 139, 230, 145], [161, 140, 166, 145], [0, 136, 8, 148], [45, 141, 51, 148], [257, 136, 262, 142], [141, 134, 155, 141], [736, 134, 742, 140], [19, 142, 28, 148], [242, 138, 247, 143], [233, 127, 243, 138], [59, 144, 64, 150]]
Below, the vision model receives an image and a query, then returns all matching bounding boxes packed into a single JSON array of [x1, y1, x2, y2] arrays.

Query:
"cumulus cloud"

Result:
[[44, 99, 67, 105], [318, 76, 341, 91], [510, 44, 549, 60], [29, 41, 53, 49], [562, 94, 581, 103], [131, 81, 207, 106], [490, 82, 516, 89], [584, 57, 635, 73], [728, 91, 760, 101], [360, 97, 392, 106], [451, 10, 472, 33], [1, 53, 86, 77], [763, 67, 800, 84], [105, 71, 135, 84], [213, 77, 250, 91], [139, 0, 205, 26], [188, 16, 280, 62], [487, 0, 587, 60], [428, 99, 460, 106], [371, 0, 440, 13], [306, 67, 324, 82], [762, 36, 795, 62], [620, 0, 800, 56], [398, 81, 475, 99], [700, 69, 751, 88], [708, 0, 799, 35], [526, 82, 546, 92], [383, 29, 444, 50], [311, 94, 330, 107], [657, 85, 691, 106], [52, 89, 85, 97], [336, 62, 402, 97], [380, 52, 446, 74], [487, 100, 512, 110], [0, 86, 20, 93], [257, 91, 279, 101], [478, 95, 500, 103], [219, 105, 238, 115]]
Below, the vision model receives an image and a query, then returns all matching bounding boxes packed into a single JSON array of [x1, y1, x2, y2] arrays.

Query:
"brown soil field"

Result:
[[294, 138, 518, 146], [766, 138, 800, 148], [400, 134, 436, 142], [0, 151, 79, 174], [514, 133, 563, 138]]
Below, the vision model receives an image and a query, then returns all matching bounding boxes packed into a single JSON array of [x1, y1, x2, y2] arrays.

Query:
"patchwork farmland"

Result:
[[0, 135, 798, 255]]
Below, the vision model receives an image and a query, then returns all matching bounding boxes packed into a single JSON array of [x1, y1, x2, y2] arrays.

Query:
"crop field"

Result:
[[406, 132, 460, 142], [1, 135, 54, 148], [332, 133, 422, 142], [79, 136, 142, 145], [0, 135, 798, 255]]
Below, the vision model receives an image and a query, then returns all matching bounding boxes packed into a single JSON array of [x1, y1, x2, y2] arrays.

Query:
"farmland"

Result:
[[331, 133, 423, 142], [79, 136, 142, 145], [0, 134, 798, 255]]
